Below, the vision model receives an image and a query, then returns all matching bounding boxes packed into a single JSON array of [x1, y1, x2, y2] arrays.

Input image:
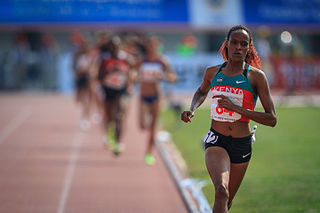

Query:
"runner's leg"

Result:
[[227, 162, 250, 209], [205, 146, 230, 213]]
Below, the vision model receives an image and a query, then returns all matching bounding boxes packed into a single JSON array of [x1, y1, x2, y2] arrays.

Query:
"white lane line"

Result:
[[0, 107, 32, 145], [57, 132, 85, 213]]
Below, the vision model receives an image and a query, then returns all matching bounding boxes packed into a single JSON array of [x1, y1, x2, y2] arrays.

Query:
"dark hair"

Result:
[[220, 25, 262, 70]]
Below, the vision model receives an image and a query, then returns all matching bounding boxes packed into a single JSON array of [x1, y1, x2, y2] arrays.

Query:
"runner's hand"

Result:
[[166, 73, 177, 83], [213, 95, 236, 111], [181, 111, 194, 123]]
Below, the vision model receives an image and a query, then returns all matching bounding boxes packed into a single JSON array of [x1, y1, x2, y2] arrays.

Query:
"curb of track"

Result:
[[156, 131, 211, 213]]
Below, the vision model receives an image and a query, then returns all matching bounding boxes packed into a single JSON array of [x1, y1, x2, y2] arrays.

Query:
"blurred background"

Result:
[[1, 1, 320, 212], [0, 0, 319, 97]]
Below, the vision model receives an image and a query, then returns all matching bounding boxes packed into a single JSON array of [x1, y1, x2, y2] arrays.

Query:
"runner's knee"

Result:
[[215, 184, 229, 201]]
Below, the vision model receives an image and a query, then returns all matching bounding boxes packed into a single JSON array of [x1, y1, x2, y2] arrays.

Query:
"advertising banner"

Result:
[[1, 0, 319, 28], [242, 0, 320, 25], [0, 0, 189, 24], [270, 56, 320, 90], [165, 54, 320, 92]]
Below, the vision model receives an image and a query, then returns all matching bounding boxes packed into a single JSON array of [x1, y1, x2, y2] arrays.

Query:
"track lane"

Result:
[[0, 93, 188, 213]]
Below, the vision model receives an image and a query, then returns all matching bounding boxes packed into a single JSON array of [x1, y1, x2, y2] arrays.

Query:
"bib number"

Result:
[[203, 130, 219, 144], [215, 105, 234, 116], [103, 73, 126, 89], [211, 91, 242, 122]]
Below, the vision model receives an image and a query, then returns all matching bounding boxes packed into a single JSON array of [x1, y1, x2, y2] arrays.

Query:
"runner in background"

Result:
[[88, 32, 110, 124], [73, 39, 94, 131], [98, 36, 133, 155], [116, 34, 143, 133], [136, 36, 177, 165]]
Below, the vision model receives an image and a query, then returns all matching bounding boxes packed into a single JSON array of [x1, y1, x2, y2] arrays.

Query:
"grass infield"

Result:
[[161, 107, 320, 213]]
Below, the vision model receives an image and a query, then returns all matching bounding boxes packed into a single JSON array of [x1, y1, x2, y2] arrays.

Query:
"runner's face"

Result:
[[109, 42, 119, 57], [146, 38, 158, 55], [227, 30, 250, 62]]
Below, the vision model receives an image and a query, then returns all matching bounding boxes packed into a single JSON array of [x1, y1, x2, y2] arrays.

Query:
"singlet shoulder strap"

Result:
[[215, 62, 227, 76], [242, 63, 251, 79]]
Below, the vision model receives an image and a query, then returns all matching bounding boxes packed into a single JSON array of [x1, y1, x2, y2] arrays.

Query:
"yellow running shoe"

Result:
[[144, 153, 155, 165], [105, 130, 116, 150]]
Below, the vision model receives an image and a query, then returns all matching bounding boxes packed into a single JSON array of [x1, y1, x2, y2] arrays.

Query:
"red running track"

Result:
[[0, 93, 188, 213]]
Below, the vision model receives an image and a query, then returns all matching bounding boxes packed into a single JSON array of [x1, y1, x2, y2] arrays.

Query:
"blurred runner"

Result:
[[88, 32, 110, 124], [98, 36, 133, 155], [136, 36, 177, 165], [73, 39, 94, 131]]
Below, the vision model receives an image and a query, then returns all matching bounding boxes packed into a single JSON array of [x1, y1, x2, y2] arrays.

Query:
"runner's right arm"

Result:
[[181, 66, 218, 123]]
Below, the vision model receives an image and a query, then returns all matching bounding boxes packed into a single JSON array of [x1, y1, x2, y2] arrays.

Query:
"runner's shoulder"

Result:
[[248, 65, 266, 80], [205, 64, 221, 77]]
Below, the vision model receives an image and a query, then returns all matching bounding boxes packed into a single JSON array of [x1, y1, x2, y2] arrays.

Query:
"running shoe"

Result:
[[144, 153, 155, 165], [105, 130, 116, 149], [113, 143, 124, 156]]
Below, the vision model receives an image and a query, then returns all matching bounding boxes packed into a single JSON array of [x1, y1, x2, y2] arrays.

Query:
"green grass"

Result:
[[161, 107, 320, 213]]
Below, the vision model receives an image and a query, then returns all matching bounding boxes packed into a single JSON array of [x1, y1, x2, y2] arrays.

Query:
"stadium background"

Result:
[[0, 0, 319, 94], [0, 1, 320, 212]]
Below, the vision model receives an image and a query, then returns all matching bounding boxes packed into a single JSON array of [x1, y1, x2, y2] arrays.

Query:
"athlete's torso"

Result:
[[139, 58, 165, 96], [139, 58, 165, 83], [101, 57, 129, 90], [210, 62, 257, 122], [76, 53, 92, 74]]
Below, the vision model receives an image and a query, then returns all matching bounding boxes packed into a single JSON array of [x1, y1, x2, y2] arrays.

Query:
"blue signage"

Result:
[[0, 0, 189, 24], [242, 0, 320, 24]]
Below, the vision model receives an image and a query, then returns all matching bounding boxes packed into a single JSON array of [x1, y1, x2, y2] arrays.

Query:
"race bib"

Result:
[[140, 63, 164, 82], [211, 86, 244, 122], [76, 54, 91, 72], [103, 72, 126, 89], [203, 130, 219, 144]]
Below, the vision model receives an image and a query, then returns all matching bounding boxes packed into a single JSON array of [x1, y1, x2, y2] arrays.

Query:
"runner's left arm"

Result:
[[162, 57, 177, 83]]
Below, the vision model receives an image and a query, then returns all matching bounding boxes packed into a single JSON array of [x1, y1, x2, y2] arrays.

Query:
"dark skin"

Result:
[[181, 29, 277, 213]]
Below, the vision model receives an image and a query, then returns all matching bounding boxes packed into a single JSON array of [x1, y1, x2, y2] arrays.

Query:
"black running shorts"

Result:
[[204, 128, 252, 164], [76, 73, 90, 89], [102, 86, 125, 101]]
